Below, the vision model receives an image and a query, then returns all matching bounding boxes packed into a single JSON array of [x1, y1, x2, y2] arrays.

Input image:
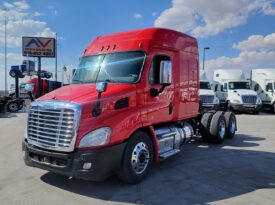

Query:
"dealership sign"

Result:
[[22, 37, 56, 58]]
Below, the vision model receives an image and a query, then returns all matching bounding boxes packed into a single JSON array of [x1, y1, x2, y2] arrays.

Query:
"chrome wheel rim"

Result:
[[131, 142, 150, 175], [230, 117, 236, 134], [9, 103, 18, 112], [219, 119, 226, 138]]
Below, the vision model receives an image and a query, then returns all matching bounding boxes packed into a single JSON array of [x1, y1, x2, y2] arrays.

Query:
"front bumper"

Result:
[[22, 140, 126, 181], [200, 104, 220, 111], [230, 103, 262, 112]]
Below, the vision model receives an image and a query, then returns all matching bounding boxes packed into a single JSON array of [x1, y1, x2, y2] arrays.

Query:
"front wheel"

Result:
[[7, 101, 19, 112], [118, 131, 153, 184], [273, 103, 275, 113]]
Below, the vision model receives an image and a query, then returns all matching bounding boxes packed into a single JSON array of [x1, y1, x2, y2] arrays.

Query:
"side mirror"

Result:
[[221, 85, 224, 92], [96, 82, 107, 93], [159, 61, 172, 85], [93, 82, 108, 117]]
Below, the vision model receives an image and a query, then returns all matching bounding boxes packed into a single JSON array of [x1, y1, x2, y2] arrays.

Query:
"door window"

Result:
[[149, 55, 171, 85], [266, 83, 273, 91]]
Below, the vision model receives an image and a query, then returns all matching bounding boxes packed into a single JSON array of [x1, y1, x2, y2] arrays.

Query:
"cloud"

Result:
[[3, 1, 29, 11], [154, 0, 275, 38], [152, 12, 157, 17], [0, 1, 55, 47], [233, 33, 275, 51], [134, 13, 143, 19], [205, 33, 275, 72], [0, 1, 56, 90]]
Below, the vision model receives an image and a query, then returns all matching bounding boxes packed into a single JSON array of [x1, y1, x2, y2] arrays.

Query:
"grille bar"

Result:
[[242, 95, 257, 104], [200, 95, 214, 104], [27, 100, 81, 152]]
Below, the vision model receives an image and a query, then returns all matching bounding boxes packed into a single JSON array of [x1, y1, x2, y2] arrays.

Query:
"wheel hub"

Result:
[[230, 118, 236, 134], [131, 142, 149, 175], [219, 119, 226, 138], [9, 103, 18, 111]]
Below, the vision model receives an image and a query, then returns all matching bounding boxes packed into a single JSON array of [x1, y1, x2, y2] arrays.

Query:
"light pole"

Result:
[[3, 8, 9, 96], [202, 47, 210, 70]]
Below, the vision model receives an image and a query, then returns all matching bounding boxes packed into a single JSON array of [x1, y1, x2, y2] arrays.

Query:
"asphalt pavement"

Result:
[[0, 112, 275, 205]]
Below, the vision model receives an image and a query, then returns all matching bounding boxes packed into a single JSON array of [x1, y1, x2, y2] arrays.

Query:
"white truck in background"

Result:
[[251, 69, 275, 112], [213, 69, 262, 114], [199, 70, 219, 110]]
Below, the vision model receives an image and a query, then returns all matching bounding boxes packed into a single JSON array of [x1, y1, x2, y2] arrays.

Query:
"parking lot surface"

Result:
[[0, 112, 275, 205]]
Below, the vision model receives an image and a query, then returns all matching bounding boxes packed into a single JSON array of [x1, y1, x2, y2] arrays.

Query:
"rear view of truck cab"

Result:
[[213, 69, 262, 114], [23, 28, 237, 184], [199, 70, 219, 111], [252, 69, 275, 113]]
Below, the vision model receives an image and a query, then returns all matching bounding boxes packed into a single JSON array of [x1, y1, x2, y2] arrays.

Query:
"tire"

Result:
[[7, 101, 19, 112], [200, 112, 213, 142], [224, 111, 237, 139], [118, 131, 153, 184], [226, 101, 232, 112], [209, 111, 226, 143], [253, 110, 259, 114], [273, 103, 275, 114]]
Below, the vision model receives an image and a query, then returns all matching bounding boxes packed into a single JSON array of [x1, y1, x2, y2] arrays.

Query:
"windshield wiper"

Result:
[[72, 79, 84, 84], [103, 79, 118, 83]]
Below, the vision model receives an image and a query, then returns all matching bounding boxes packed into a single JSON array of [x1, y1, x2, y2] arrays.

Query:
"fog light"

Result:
[[83, 162, 92, 170]]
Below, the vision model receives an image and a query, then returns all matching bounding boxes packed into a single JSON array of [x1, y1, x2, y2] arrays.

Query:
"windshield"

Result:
[[200, 82, 211, 89], [228, 81, 250, 90], [72, 51, 145, 84]]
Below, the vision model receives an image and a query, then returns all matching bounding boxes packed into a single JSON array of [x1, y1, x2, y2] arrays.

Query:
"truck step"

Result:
[[159, 149, 180, 160]]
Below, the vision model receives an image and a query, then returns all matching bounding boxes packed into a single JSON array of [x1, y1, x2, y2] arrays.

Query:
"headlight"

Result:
[[256, 97, 262, 104], [232, 99, 241, 104], [79, 127, 112, 148]]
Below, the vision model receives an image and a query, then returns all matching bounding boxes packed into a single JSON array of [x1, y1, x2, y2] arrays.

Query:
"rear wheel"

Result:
[[7, 101, 19, 112], [200, 112, 213, 142], [224, 111, 237, 138], [118, 131, 153, 184], [209, 111, 226, 143]]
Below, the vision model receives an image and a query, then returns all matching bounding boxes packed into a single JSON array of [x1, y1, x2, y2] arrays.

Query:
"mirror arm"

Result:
[[150, 84, 170, 98], [92, 92, 102, 117]]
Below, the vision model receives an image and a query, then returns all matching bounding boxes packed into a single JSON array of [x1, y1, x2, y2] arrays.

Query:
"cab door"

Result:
[[143, 50, 175, 124]]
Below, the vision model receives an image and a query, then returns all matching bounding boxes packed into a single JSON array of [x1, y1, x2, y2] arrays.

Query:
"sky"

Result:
[[0, 0, 275, 90]]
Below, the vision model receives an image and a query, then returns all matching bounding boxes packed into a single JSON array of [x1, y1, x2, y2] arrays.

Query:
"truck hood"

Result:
[[37, 83, 137, 104], [199, 89, 215, 96], [228, 89, 257, 96]]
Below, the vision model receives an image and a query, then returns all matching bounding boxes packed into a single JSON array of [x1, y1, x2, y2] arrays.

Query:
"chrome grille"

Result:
[[27, 100, 81, 152], [242, 95, 257, 104], [200, 95, 214, 104]]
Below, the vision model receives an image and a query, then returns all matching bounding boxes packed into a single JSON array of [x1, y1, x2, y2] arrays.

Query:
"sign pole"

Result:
[[15, 76, 19, 98], [38, 57, 42, 97], [55, 33, 58, 82]]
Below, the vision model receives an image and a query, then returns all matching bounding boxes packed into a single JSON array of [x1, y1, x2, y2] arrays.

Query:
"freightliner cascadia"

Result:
[[23, 28, 237, 184]]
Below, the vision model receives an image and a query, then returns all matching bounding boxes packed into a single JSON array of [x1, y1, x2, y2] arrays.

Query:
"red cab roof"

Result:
[[83, 28, 198, 56]]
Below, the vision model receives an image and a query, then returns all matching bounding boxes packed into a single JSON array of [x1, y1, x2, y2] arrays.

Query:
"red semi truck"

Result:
[[22, 28, 237, 184]]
